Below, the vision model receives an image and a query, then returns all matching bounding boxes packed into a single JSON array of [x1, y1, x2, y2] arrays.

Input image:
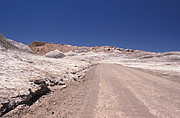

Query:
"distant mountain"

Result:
[[0, 33, 135, 56], [29, 41, 133, 55]]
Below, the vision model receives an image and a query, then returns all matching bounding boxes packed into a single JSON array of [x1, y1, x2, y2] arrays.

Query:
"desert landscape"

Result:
[[0, 32, 180, 117]]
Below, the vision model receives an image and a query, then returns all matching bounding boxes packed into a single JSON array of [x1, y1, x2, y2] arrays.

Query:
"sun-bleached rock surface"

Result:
[[0, 32, 180, 116], [102, 50, 180, 78], [0, 33, 94, 116], [0, 33, 33, 53], [44, 50, 65, 58]]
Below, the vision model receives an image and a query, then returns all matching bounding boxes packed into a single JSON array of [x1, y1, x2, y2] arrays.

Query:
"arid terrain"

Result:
[[0, 32, 180, 118]]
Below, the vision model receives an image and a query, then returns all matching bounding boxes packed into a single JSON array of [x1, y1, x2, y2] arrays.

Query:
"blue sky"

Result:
[[0, 0, 179, 52]]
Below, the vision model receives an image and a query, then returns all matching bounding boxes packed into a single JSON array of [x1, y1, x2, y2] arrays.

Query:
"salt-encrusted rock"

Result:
[[74, 48, 89, 53], [44, 50, 65, 58], [0, 32, 33, 53], [65, 51, 76, 56]]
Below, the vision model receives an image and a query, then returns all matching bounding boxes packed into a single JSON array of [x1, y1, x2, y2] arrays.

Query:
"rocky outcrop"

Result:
[[65, 51, 76, 56], [44, 50, 65, 58], [74, 48, 89, 53], [29, 41, 46, 47], [0, 80, 50, 117], [0, 32, 19, 51], [29, 41, 79, 55], [0, 33, 5, 39], [29, 41, 131, 55], [0, 32, 33, 53]]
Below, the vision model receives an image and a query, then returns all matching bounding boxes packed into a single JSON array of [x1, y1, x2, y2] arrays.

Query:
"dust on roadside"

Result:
[[3, 66, 97, 118]]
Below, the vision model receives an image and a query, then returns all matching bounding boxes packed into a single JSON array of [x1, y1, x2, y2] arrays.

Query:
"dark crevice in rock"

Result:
[[22, 82, 50, 106], [0, 81, 50, 117]]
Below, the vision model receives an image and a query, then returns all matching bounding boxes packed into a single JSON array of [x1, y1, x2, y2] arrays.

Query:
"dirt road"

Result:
[[7, 63, 180, 118]]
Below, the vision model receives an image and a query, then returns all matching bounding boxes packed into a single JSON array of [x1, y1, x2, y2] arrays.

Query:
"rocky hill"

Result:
[[0, 33, 33, 53], [29, 41, 133, 56]]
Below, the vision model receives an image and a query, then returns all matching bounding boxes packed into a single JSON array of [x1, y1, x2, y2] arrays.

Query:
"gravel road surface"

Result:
[[6, 63, 180, 118]]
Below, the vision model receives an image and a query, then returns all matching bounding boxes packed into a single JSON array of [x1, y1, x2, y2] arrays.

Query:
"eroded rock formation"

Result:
[[29, 41, 129, 55]]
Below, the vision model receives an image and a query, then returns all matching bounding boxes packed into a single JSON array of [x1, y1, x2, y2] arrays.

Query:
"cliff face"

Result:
[[29, 41, 127, 55]]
